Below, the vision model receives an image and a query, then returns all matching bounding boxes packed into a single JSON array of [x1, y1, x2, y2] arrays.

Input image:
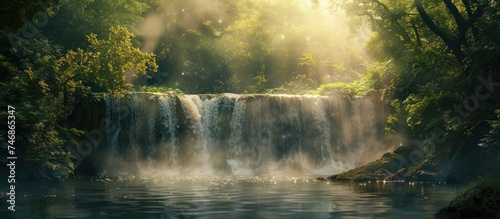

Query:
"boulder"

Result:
[[437, 183, 500, 218]]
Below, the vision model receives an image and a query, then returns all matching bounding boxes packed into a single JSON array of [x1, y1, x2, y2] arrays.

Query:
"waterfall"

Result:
[[158, 95, 178, 166], [102, 93, 385, 175], [105, 95, 121, 167]]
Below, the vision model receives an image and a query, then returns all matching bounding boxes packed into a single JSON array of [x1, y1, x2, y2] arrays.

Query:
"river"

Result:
[[1, 175, 457, 219]]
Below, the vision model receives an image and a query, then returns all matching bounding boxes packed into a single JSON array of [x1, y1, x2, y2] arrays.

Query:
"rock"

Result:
[[463, 186, 484, 202], [331, 152, 444, 182], [316, 177, 327, 181], [381, 152, 395, 160], [458, 206, 482, 218], [393, 146, 413, 158], [482, 208, 498, 218], [364, 163, 380, 172], [404, 153, 451, 183], [373, 169, 391, 180], [438, 206, 459, 218], [408, 170, 437, 182], [384, 168, 407, 181], [379, 158, 400, 172], [327, 146, 452, 183], [437, 184, 500, 218], [328, 152, 406, 182]]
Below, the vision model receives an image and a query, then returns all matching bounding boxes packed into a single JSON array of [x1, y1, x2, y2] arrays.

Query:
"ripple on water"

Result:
[[0, 176, 458, 219]]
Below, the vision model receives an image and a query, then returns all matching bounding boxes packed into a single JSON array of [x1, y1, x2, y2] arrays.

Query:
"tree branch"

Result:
[[414, 0, 466, 64], [414, 0, 452, 44], [443, 0, 470, 47], [443, 0, 467, 30]]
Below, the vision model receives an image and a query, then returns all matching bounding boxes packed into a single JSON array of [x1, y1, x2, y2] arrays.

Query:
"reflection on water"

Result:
[[1, 176, 457, 219]]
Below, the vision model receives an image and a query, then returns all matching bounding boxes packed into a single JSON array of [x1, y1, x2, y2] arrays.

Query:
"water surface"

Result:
[[1, 176, 457, 219]]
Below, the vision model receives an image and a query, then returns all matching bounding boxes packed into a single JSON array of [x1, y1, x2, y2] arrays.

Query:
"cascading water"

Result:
[[103, 92, 386, 175], [158, 96, 179, 165], [105, 95, 121, 167]]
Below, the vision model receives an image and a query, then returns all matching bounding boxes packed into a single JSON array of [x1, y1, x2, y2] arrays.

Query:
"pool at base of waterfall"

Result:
[[0, 175, 458, 219]]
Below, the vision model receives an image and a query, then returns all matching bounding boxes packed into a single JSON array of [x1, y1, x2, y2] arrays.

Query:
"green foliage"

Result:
[[385, 99, 405, 133], [298, 53, 322, 84], [480, 110, 500, 154], [454, 176, 500, 210], [244, 65, 269, 93], [266, 74, 318, 95], [466, 1, 500, 77], [315, 80, 369, 96], [473, 176, 500, 191], [331, 0, 500, 139], [139, 86, 183, 94], [0, 25, 157, 181], [0, 37, 79, 180], [14, 0, 372, 95], [54, 26, 158, 97]]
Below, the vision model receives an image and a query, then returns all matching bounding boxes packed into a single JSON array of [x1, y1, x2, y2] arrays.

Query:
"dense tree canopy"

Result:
[[325, 0, 500, 178], [0, 5, 157, 179], [328, 0, 499, 136]]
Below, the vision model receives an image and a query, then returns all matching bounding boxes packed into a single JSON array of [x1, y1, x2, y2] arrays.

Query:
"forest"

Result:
[[0, 0, 500, 204], [1, 0, 500, 217]]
